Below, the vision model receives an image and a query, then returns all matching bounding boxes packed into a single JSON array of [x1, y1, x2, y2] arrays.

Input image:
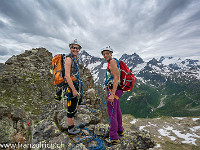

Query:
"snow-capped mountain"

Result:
[[158, 56, 200, 79], [79, 50, 200, 84], [79, 50, 106, 84], [119, 53, 144, 69], [79, 50, 146, 85], [78, 50, 200, 118], [137, 56, 200, 82], [79, 50, 104, 70]]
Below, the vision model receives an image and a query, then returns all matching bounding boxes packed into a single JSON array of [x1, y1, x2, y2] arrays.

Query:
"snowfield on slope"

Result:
[[130, 116, 200, 148]]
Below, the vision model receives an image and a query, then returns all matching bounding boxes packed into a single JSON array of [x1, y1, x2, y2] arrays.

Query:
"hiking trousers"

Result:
[[107, 89, 123, 140], [66, 81, 82, 118]]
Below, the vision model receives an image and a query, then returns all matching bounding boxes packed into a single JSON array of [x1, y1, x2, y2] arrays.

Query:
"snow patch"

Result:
[[158, 125, 200, 145], [189, 126, 200, 132], [192, 118, 199, 121], [101, 63, 107, 69], [156, 144, 161, 147], [173, 117, 185, 120], [172, 129, 200, 145], [127, 96, 133, 101], [139, 126, 146, 131], [132, 63, 146, 74], [87, 62, 101, 70], [130, 119, 138, 124]]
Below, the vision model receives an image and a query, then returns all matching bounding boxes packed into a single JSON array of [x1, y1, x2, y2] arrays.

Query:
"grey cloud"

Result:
[[0, 21, 5, 28], [0, 45, 9, 56], [187, 9, 200, 23], [0, 1, 38, 27], [0, 0, 70, 39], [151, 0, 191, 31], [0, 0, 199, 61]]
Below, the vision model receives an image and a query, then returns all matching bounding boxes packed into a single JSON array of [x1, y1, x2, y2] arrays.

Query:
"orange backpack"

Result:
[[52, 54, 66, 87]]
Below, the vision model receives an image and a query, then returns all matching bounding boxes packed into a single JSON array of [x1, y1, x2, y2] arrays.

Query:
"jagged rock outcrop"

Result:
[[5, 48, 52, 75], [0, 48, 55, 118], [0, 104, 27, 145], [32, 118, 61, 144], [0, 48, 155, 149]]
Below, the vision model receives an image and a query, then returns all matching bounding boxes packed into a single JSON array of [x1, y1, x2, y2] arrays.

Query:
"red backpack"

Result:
[[107, 58, 135, 91]]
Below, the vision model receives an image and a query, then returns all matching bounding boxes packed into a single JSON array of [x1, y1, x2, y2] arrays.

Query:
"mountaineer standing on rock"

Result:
[[64, 39, 83, 135], [101, 46, 124, 145], [52, 39, 83, 135]]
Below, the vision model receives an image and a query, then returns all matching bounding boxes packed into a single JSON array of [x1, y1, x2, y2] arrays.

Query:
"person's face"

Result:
[[102, 50, 112, 61], [70, 44, 80, 56]]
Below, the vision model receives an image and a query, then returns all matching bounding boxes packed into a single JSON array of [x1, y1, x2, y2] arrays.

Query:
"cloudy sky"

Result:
[[0, 0, 200, 63]]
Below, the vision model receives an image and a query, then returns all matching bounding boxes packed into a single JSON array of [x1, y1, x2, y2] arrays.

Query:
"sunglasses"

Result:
[[102, 52, 110, 56], [71, 46, 80, 50]]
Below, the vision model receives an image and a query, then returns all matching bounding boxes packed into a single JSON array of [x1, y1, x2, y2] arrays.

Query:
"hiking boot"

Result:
[[54, 94, 61, 101], [117, 131, 124, 136], [111, 139, 120, 145], [105, 138, 120, 145], [68, 126, 80, 135]]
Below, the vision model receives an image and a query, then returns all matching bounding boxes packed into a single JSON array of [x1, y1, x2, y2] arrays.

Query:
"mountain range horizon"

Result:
[[1, 47, 199, 64], [79, 49, 200, 62]]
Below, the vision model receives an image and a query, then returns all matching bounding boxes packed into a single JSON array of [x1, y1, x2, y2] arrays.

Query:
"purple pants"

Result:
[[107, 89, 123, 140]]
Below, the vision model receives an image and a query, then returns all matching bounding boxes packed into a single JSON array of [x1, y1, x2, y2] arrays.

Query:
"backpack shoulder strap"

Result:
[[66, 53, 72, 60], [107, 58, 120, 71], [105, 58, 120, 86], [114, 58, 120, 68], [66, 53, 80, 81], [107, 59, 111, 71]]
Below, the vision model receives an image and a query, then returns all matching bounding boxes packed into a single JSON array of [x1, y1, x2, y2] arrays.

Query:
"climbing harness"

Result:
[[61, 84, 81, 114]]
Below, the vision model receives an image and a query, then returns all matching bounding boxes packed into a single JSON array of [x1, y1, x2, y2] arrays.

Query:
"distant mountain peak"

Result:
[[79, 50, 91, 56], [77, 51, 200, 85], [121, 53, 140, 58], [159, 56, 175, 62]]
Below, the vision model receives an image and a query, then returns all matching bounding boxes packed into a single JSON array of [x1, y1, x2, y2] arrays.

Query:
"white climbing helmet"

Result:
[[101, 45, 113, 54], [69, 39, 82, 49]]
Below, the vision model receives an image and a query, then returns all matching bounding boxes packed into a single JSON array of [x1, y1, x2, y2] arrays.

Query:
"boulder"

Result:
[[32, 119, 61, 144], [0, 118, 16, 143]]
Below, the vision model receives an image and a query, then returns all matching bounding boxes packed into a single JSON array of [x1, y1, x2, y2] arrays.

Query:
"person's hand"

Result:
[[72, 89, 79, 97], [108, 94, 114, 103]]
